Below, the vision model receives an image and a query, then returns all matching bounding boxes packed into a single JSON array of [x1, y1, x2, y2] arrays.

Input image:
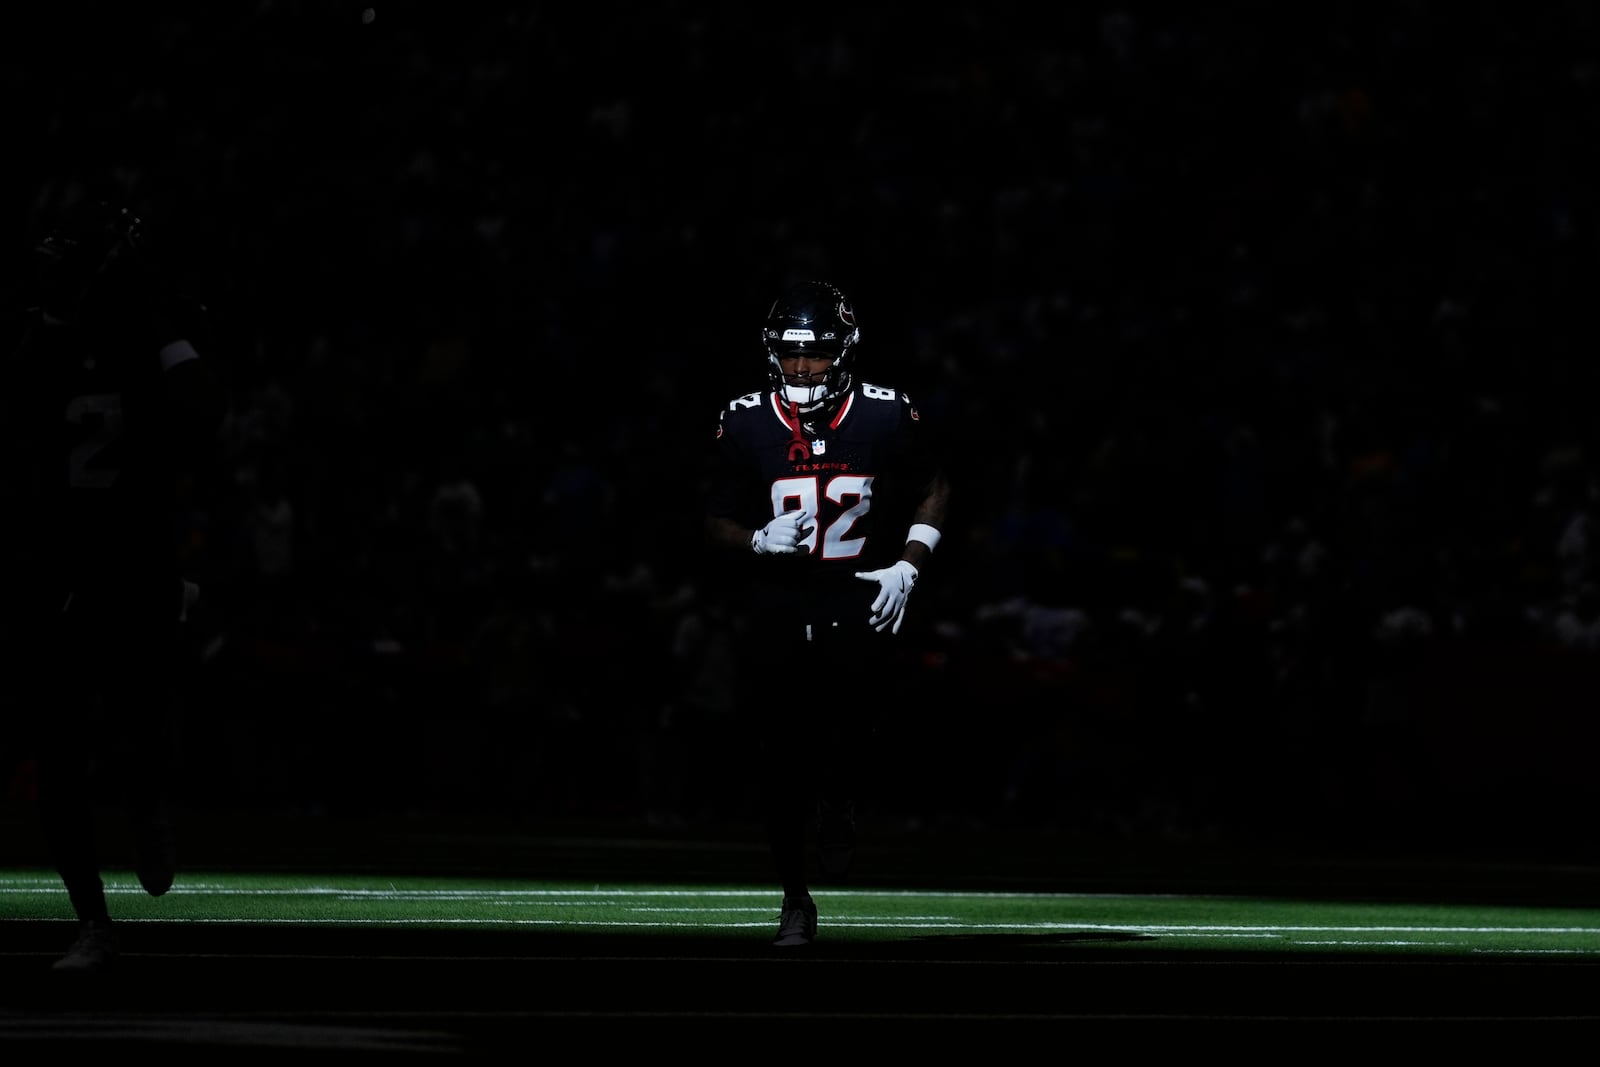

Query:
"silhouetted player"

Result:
[[2, 198, 226, 971]]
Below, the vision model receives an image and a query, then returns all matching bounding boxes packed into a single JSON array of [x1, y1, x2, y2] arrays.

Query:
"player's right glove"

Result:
[[751, 509, 813, 555]]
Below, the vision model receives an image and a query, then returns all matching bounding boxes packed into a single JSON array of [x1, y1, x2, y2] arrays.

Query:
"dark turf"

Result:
[[4, 810, 1599, 1055]]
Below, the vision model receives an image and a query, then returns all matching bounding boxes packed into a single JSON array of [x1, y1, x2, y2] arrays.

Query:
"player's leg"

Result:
[[811, 624, 897, 881], [33, 612, 119, 970], [107, 582, 187, 898], [765, 774, 818, 946], [35, 744, 110, 926], [738, 617, 818, 946]]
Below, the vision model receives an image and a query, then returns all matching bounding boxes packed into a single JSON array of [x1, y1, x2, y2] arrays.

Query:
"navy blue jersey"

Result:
[[3, 313, 221, 602], [707, 380, 942, 628]]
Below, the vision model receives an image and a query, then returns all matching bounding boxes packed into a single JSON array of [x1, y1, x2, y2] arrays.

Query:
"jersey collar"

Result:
[[768, 390, 854, 435]]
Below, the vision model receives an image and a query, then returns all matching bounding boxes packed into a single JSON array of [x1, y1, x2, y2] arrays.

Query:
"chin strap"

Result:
[[785, 399, 810, 462]]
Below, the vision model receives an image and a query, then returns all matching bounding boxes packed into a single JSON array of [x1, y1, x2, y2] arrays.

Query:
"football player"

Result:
[[703, 279, 950, 947], [2, 199, 227, 972]]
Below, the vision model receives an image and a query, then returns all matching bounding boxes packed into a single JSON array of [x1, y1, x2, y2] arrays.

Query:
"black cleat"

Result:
[[52, 920, 120, 972], [773, 895, 818, 947]]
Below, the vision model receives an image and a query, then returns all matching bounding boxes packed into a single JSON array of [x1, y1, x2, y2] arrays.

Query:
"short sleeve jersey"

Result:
[[706, 379, 942, 628], [4, 315, 200, 594]]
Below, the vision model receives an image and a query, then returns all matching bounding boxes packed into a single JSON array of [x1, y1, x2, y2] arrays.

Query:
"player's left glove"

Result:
[[855, 560, 918, 634]]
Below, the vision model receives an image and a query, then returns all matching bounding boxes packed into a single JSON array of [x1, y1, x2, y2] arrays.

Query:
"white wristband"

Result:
[[159, 339, 200, 372], [906, 523, 942, 552]]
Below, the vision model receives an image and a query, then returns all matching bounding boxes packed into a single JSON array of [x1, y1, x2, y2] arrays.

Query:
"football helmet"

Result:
[[32, 201, 144, 326], [763, 280, 860, 410]]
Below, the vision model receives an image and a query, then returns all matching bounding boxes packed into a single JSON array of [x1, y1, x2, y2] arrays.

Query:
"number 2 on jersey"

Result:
[[769, 474, 873, 560], [66, 392, 124, 489]]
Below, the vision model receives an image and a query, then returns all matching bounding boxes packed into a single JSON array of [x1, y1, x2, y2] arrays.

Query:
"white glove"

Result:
[[751, 509, 813, 555], [855, 560, 918, 634], [180, 579, 201, 622]]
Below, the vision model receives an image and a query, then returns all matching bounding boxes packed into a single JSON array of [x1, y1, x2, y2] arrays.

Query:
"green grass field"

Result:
[[6, 813, 1600, 1050], [6, 869, 1600, 958]]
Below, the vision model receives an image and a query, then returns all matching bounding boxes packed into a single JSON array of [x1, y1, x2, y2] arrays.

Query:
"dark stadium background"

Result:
[[4, 2, 1600, 868]]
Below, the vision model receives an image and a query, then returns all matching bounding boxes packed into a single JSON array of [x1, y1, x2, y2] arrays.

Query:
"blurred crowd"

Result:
[[8, 3, 1600, 856]]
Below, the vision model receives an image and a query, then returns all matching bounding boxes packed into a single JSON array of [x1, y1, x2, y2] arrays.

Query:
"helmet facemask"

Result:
[[767, 339, 854, 412]]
